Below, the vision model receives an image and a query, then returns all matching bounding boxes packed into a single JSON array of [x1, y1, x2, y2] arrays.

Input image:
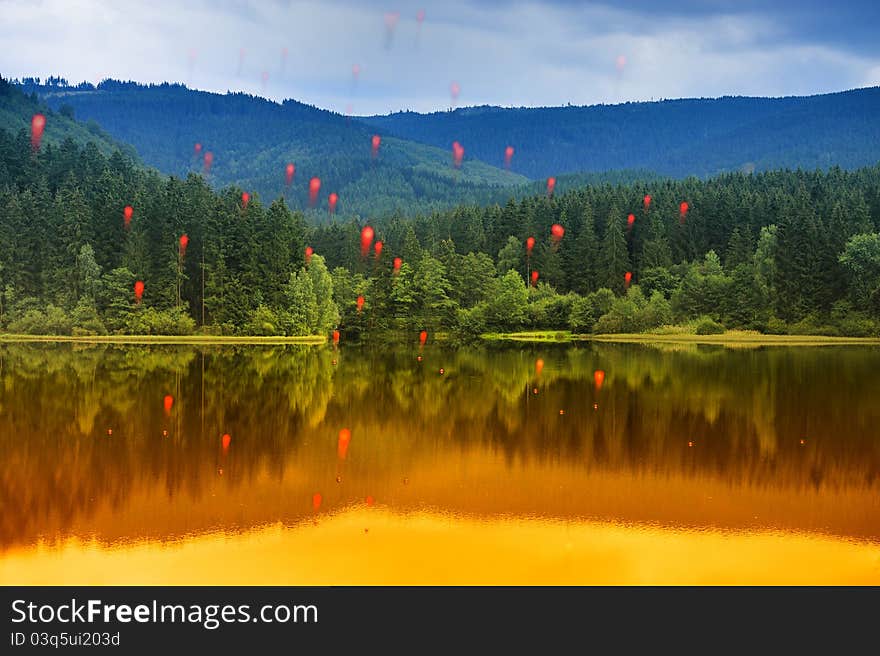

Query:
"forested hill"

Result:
[[364, 87, 880, 179], [0, 77, 137, 161], [2, 122, 879, 340], [14, 78, 529, 217]]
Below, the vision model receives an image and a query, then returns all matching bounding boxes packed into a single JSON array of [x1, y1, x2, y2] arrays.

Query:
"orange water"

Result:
[[1, 342, 878, 584]]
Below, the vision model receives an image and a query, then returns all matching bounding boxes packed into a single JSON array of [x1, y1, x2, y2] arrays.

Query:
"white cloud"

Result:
[[0, 0, 876, 114]]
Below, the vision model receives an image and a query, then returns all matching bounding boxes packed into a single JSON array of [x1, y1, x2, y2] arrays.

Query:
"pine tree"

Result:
[[640, 217, 673, 270], [563, 205, 599, 294], [599, 208, 630, 294], [724, 226, 755, 271]]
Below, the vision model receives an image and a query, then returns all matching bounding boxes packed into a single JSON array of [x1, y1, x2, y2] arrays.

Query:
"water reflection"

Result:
[[1, 341, 878, 584]]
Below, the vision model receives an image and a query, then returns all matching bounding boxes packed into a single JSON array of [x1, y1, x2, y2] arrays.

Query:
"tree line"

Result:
[[1, 126, 880, 338]]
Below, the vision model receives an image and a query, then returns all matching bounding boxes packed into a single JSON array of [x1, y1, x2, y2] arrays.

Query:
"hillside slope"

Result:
[[363, 87, 880, 179], [0, 77, 137, 161], [18, 79, 528, 217]]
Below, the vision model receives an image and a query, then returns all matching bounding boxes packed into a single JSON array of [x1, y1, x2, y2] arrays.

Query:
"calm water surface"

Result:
[[1, 341, 878, 585]]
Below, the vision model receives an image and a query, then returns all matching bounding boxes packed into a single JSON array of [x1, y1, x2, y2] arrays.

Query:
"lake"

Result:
[[1, 340, 878, 585]]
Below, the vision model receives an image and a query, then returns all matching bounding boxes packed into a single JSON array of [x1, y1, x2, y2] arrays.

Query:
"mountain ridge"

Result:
[[12, 78, 528, 218], [363, 86, 880, 179], [0, 76, 138, 161]]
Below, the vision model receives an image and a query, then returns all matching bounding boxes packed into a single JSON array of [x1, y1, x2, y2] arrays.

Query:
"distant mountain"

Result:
[[0, 77, 136, 160], [22, 77, 869, 217], [16, 78, 528, 217], [363, 88, 880, 179]]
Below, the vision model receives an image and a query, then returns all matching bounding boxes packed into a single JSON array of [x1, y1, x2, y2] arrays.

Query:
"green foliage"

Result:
[[2, 106, 880, 339], [8, 305, 72, 335], [71, 297, 107, 335], [642, 291, 674, 329], [244, 304, 282, 336], [639, 267, 678, 299], [483, 270, 529, 330], [454, 252, 496, 308], [829, 301, 880, 337], [569, 288, 615, 333], [0, 77, 135, 159], [724, 264, 767, 329], [671, 261, 731, 323], [282, 255, 339, 336], [75, 244, 102, 301], [592, 286, 672, 334], [725, 227, 755, 271], [456, 304, 489, 337], [694, 316, 726, 335], [411, 254, 453, 331], [599, 208, 630, 293], [838, 233, 880, 313], [528, 292, 574, 330], [496, 236, 523, 278], [99, 267, 136, 332], [126, 306, 196, 335]]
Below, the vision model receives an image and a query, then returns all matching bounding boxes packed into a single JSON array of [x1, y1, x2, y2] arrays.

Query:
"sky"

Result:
[[2, 0, 879, 115]]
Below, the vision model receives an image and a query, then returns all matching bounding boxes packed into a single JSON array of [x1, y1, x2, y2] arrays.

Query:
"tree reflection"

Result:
[[0, 341, 878, 547]]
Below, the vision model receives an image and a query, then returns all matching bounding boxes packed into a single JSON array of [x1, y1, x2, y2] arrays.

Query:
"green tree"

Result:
[[283, 268, 318, 335], [839, 233, 880, 313], [306, 254, 340, 334], [724, 264, 767, 329], [640, 218, 673, 270], [563, 206, 599, 294], [599, 209, 630, 293], [98, 267, 136, 332], [483, 269, 528, 330], [75, 244, 102, 301], [496, 236, 523, 278], [456, 252, 497, 308], [725, 227, 754, 271], [412, 254, 453, 331], [569, 288, 615, 333]]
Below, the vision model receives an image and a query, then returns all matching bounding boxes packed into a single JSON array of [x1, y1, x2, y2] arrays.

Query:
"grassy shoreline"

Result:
[[481, 330, 880, 346], [2, 331, 878, 347], [0, 334, 327, 345]]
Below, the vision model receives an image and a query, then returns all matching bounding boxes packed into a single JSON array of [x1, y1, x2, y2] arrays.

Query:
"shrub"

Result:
[[8, 305, 72, 335], [541, 294, 574, 330], [569, 288, 616, 333], [527, 293, 573, 330], [8, 309, 48, 335], [569, 296, 595, 333], [639, 267, 678, 299], [836, 317, 879, 337], [127, 307, 196, 335], [71, 298, 107, 336], [456, 304, 488, 337], [594, 299, 641, 333], [44, 305, 73, 335], [694, 316, 726, 335], [244, 304, 281, 336], [642, 291, 673, 330], [765, 316, 788, 334], [788, 313, 836, 336]]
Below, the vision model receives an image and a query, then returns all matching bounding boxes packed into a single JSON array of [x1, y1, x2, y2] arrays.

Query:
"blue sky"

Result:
[[1, 0, 878, 114]]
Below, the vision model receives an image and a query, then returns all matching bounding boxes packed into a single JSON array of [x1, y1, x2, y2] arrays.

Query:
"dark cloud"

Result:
[[0, 0, 876, 114]]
